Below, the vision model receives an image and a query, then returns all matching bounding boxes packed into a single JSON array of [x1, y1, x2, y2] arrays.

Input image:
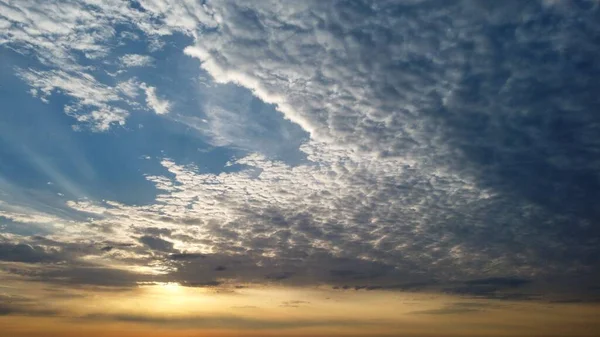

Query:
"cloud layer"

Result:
[[1, 0, 599, 303]]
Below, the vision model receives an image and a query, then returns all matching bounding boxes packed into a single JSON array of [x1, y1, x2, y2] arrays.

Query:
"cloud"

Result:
[[1, 0, 126, 130], [36, 266, 146, 287], [37, 155, 495, 291], [0, 0, 183, 130], [280, 300, 310, 308], [119, 54, 154, 68], [168, 253, 205, 261], [182, 0, 600, 240], [175, 83, 308, 158], [411, 302, 489, 315], [80, 312, 375, 330], [178, 0, 600, 283], [442, 278, 536, 300], [180, 280, 222, 288], [265, 272, 294, 281], [464, 278, 531, 288], [1, 0, 599, 302], [142, 84, 171, 115], [0, 243, 61, 263], [0, 303, 60, 317], [16, 69, 128, 131], [138, 235, 174, 252]]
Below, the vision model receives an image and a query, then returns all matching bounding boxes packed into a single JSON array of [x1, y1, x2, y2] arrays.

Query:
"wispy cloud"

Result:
[[142, 84, 171, 115], [0, 0, 185, 130], [119, 54, 154, 68]]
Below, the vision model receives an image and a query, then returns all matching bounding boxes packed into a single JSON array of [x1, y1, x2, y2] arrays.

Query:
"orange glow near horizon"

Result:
[[1, 279, 599, 337]]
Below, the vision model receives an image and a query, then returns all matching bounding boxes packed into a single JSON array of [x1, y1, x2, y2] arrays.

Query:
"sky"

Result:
[[0, 0, 600, 336]]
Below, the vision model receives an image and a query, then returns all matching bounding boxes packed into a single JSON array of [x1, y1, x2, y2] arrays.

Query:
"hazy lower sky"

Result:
[[1, 0, 599, 336]]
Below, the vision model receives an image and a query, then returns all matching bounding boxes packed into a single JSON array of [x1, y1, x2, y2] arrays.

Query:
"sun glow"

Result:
[[156, 282, 182, 293]]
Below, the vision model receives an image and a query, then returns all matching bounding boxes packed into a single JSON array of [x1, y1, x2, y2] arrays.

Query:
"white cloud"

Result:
[[56, 143, 554, 285], [17, 69, 128, 131], [119, 54, 154, 68], [142, 84, 170, 115], [117, 78, 141, 99], [0, 0, 202, 130]]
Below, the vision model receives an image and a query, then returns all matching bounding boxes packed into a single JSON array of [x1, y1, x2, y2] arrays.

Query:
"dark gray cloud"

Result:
[[179, 280, 222, 288], [331, 277, 538, 301], [137, 227, 172, 237], [464, 278, 531, 288], [1, 264, 146, 288], [265, 271, 294, 281], [411, 302, 489, 315], [0, 243, 62, 263], [280, 300, 310, 308], [138, 235, 175, 252], [40, 266, 143, 287], [0, 293, 61, 317], [0, 303, 60, 317], [442, 278, 536, 301], [80, 312, 377, 330]]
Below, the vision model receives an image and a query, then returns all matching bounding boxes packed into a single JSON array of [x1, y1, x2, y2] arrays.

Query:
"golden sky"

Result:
[[1, 278, 599, 337]]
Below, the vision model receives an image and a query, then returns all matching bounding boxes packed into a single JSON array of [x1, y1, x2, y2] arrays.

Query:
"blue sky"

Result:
[[1, 1, 600, 328]]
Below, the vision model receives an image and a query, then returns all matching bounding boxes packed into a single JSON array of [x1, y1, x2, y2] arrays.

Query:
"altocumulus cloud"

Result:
[[0, 0, 599, 300]]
